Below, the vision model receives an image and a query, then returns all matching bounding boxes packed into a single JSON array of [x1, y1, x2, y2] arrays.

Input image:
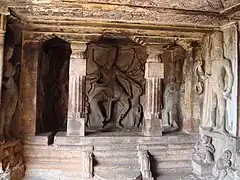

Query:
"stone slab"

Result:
[[23, 133, 52, 145], [54, 131, 199, 146]]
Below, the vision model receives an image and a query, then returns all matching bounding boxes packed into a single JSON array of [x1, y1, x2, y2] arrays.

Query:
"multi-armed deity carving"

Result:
[[201, 32, 234, 134], [86, 44, 145, 129]]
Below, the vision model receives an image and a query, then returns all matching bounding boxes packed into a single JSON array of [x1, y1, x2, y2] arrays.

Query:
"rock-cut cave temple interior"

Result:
[[1, 0, 240, 179]]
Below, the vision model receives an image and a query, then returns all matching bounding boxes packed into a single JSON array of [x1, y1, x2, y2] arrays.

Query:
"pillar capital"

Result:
[[0, 4, 9, 33], [146, 45, 164, 62], [69, 43, 87, 76], [176, 40, 194, 52]]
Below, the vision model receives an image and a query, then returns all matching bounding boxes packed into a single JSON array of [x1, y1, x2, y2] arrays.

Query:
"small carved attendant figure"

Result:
[[195, 57, 206, 94], [0, 46, 18, 143], [212, 150, 234, 180], [208, 45, 233, 134], [138, 150, 153, 179], [192, 135, 215, 163], [162, 82, 179, 128]]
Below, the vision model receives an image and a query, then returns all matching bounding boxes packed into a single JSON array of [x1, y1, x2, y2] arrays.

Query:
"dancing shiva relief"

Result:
[[85, 42, 146, 129]]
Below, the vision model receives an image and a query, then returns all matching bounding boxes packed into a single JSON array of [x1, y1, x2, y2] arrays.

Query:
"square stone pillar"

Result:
[[0, 13, 7, 105], [20, 41, 40, 135], [67, 43, 87, 137], [143, 46, 164, 136]]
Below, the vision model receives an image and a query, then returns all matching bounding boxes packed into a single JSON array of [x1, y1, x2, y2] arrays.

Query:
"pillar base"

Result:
[[142, 118, 163, 136], [67, 113, 85, 136]]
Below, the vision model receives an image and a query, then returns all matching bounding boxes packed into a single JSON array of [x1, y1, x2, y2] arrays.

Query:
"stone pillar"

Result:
[[183, 48, 194, 133], [176, 40, 196, 133], [0, 13, 7, 105], [143, 46, 164, 136], [20, 40, 40, 135], [67, 43, 87, 137]]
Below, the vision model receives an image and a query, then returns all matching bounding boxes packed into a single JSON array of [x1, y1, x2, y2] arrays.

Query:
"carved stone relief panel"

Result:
[[201, 26, 237, 136], [221, 23, 238, 136], [191, 128, 239, 180], [86, 39, 147, 130]]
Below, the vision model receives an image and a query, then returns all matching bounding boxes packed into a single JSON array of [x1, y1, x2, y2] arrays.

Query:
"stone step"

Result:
[[95, 153, 191, 163], [94, 163, 139, 172], [94, 171, 141, 180], [93, 148, 193, 160], [23, 146, 84, 158], [93, 143, 194, 151], [25, 157, 82, 170], [155, 167, 192, 174], [153, 154, 191, 161], [157, 160, 191, 169], [94, 145, 138, 151], [95, 159, 191, 171], [95, 156, 138, 164], [54, 132, 199, 146], [94, 150, 137, 157], [149, 148, 194, 156], [24, 169, 83, 180]]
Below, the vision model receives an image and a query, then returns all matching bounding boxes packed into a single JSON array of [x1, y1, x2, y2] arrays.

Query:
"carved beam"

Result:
[[220, 3, 240, 17]]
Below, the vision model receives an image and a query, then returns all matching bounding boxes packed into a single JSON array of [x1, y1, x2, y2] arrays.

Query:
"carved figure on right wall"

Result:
[[0, 45, 18, 143], [209, 41, 233, 134], [202, 32, 234, 134]]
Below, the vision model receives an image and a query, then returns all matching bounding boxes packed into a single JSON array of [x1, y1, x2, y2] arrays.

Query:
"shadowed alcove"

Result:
[[36, 37, 72, 134]]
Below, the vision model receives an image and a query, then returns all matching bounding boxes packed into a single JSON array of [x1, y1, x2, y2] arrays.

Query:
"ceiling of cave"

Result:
[[0, 0, 240, 46], [1, 0, 239, 24]]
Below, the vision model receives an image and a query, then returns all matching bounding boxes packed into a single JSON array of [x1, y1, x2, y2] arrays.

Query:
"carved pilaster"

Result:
[[138, 150, 153, 180], [82, 151, 93, 179], [67, 43, 87, 137], [143, 46, 164, 136]]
